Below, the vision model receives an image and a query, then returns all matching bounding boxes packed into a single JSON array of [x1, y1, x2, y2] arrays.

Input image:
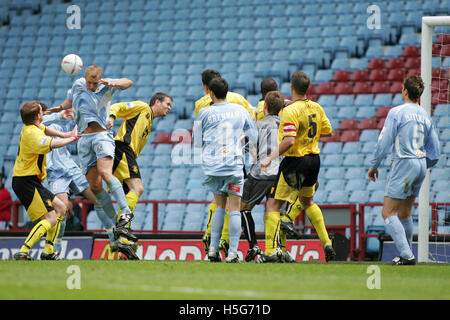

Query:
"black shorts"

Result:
[[12, 175, 55, 222], [269, 154, 320, 202], [113, 141, 141, 182], [242, 175, 276, 206]]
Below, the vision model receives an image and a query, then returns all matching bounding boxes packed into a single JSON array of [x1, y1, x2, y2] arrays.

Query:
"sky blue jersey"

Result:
[[42, 114, 79, 181], [194, 102, 258, 176], [369, 103, 441, 170], [68, 78, 120, 133]]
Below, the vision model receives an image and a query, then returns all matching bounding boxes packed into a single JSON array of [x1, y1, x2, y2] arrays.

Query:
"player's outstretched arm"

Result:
[[100, 78, 133, 89], [46, 98, 73, 113], [48, 125, 79, 149]]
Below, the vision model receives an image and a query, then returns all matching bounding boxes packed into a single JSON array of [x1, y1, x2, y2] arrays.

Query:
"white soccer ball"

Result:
[[61, 54, 83, 76]]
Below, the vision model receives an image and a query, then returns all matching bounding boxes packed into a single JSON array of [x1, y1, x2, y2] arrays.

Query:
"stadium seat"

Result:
[[342, 142, 361, 154], [340, 130, 360, 142], [358, 118, 378, 130], [373, 93, 392, 106], [360, 129, 380, 142], [339, 119, 358, 130], [322, 142, 342, 154], [327, 190, 349, 204], [348, 190, 370, 204], [354, 94, 373, 106], [356, 107, 376, 119], [343, 154, 365, 167]]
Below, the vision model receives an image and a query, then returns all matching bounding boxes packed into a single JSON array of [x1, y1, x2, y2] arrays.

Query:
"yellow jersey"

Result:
[[194, 91, 256, 120], [13, 124, 52, 181], [279, 99, 332, 157], [256, 99, 265, 121], [110, 101, 154, 158]]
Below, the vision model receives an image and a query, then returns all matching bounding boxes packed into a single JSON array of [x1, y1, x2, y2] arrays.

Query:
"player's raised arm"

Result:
[[100, 78, 133, 89]]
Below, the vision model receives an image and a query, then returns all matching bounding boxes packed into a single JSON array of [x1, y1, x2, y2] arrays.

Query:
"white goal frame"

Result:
[[418, 16, 450, 263]]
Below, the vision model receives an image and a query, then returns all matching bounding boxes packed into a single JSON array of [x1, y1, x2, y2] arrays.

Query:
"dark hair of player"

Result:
[[20, 100, 42, 125], [149, 92, 173, 106], [201, 69, 221, 86], [291, 71, 310, 96], [403, 75, 424, 102], [261, 78, 278, 99], [208, 77, 228, 100], [265, 91, 285, 116]]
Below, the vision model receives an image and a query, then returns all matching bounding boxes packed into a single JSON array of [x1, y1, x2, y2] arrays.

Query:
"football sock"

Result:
[[205, 202, 217, 235], [400, 217, 413, 249], [54, 216, 66, 253], [241, 210, 257, 248], [305, 204, 331, 247], [44, 214, 64, 254], [210, 207, 226, 250], [265, 211, 280, 256], [228, 211, 242, 255], [95, 190, 117, 221], [385, 215, 414, 259], [21, 219, 52, 253], [126, 191, 139, 213], [106, 177, 131, 217], [283, 198, 303, 222], [279, 228, 287, 252], [220, 210, 230, 243], [94, 205, 114, 230], [118, 191, 140, 228]]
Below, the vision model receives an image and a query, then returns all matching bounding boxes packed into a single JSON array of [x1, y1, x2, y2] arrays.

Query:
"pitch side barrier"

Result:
[[358, 202, 450, 261], [3, 200, 360, 259]]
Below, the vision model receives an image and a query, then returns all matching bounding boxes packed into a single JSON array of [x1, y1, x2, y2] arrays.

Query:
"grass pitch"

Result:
[[0, 260, 449, 300]]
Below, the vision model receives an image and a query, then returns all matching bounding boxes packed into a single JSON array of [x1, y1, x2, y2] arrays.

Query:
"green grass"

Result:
[[0, 260, 449, 300]]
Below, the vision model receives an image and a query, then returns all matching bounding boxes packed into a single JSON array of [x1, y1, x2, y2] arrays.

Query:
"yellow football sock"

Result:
[[264, 211, 280, 256], [44, 214, 64, 254], [126, 191, 139, 213], [21, 219, 52, 253], [283, 198, 303, 222], [279, 229, 287, 252], [220, 210, 230, 242], [305, 204, 331, 247], [205, 202, 217, 235]]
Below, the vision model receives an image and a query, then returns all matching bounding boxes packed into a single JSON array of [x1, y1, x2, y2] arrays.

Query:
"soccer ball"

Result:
[[61, 54, 83, 76]]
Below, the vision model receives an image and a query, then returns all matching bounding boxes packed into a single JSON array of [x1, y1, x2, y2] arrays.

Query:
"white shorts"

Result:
[[77, 131, 115, 174], [385, 158, 426, 199], [48, 168, 89, 195], [203, 174, 244, 197]]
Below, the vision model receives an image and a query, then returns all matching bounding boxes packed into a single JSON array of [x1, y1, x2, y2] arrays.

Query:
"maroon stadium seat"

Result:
[[315, 82, 335, 95], [387, 68, 405, 81], [375, 106, 392, 118], [339, 118, 358, 130], [358, 118, 378, 130], [402, 46, 420, 57], [371, 81, 390, 94], [368, 58, 385, 69], [334, 82, 353, 94], [436, 34, 450, 45], [332, 70, 351, 82], [389, 81, 403, 94], [351, 69, 369, 82], [352, 81, 371, 94], [340, 129, 360, 142], [369, 69, 386, 81], [404, 57, 421, 69], [386, 57, 404, 69]]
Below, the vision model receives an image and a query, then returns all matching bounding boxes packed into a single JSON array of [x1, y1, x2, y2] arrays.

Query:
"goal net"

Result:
[[418, 16, 450, 263]]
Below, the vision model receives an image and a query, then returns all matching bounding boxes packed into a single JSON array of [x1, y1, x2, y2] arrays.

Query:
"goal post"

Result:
[[418, 16, 450, 263]]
